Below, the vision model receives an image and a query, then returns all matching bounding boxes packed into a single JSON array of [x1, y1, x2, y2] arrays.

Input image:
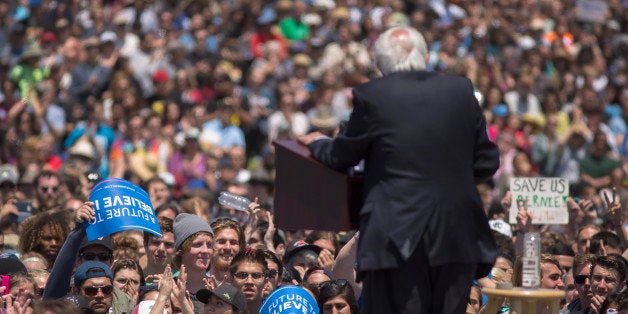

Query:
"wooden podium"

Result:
[[273, 140, 362, 231]]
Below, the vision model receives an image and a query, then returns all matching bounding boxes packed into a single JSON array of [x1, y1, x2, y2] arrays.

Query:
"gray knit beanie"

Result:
[[173, 213, 214, 251]]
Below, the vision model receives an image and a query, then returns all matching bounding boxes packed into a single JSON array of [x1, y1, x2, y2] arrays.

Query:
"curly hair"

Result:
[[111, 235, 140, 262], [18, 210, 73, 264]]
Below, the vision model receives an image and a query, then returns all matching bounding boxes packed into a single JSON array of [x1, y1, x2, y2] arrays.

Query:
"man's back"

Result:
[[308, 70, 499, 272]]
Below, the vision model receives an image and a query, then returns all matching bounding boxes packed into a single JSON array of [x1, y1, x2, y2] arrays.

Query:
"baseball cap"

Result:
[[0, 255, 27, 275], [0, 164, 18, 185], [99, 31, 117, 43], [283, 240, 321, 263], [152, 69, 169, 83], [74, 261, 113, 288], [489, 219, 512, 237], [80, 236, 114, 252], [196, 283, 246, 312]]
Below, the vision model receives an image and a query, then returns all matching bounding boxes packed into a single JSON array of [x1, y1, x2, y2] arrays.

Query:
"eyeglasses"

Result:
[[115, 278, 140, 286], [266, 269, 278, 278], [82, 285, 114, 296], [234, 272, 265, 280], [0, 183, 15, 189], [80, 252, 113, 262], [40, 186, 58, 193], [319, 279, 349, 289], [574, 275, 588, 285]]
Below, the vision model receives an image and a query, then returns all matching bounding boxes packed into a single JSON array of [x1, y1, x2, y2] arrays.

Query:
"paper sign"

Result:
[[87, 178, 162, 241], [576, 0, 608, 23], [260, 286, 319, 314], [509, 177, 569, 225]]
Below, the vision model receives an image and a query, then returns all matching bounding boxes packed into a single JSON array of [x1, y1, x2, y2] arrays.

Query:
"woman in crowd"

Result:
[[111, 258, 145, 303], [317, 279, 359, 314]]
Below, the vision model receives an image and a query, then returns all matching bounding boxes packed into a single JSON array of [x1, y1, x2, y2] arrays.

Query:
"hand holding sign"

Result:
[[75, 201, 95, 224]]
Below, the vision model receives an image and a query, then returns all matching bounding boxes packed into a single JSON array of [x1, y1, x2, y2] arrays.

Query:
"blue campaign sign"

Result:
[[87, 178, 162, 241], [260, 286, 319, 314]]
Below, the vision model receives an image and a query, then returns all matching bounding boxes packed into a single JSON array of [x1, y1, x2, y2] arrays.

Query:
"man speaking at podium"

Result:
[[299, 26, 500, 313]]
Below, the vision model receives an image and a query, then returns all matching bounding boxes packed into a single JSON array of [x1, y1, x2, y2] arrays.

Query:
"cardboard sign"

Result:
[[509, 177, 569, 225], [87, 178, 162, 241], [576, 0, 608, 23], [260, 286, 319, 314]]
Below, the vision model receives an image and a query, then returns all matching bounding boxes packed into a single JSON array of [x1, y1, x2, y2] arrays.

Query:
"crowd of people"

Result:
[[0, 0, 627, 313]]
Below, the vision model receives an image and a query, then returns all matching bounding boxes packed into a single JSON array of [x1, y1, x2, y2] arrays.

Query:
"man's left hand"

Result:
[[298, 132, 328, 145]]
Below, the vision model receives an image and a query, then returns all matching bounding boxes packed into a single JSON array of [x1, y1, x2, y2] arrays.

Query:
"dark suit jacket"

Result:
[[308, 71, 500, 278]]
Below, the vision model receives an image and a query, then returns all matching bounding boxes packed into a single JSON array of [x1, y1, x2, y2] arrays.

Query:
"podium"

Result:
[[482, 287, 565, 314], [273, 140, 362, 231]]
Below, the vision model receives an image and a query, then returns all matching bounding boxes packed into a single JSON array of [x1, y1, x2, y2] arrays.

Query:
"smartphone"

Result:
[[13, 201, 32, 223], [1, 275, 10, 295], [13, 201, 32, 213]]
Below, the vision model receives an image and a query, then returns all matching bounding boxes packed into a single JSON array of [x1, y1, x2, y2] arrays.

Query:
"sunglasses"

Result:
[[40, 186, 58, 193], [574, 275, 589, 285], [234, 272, 265, 280], [80, 252, 113, 262], [319, 279, 349, 289], [82, 285, 114, 296], [266, 269, 278, 278]]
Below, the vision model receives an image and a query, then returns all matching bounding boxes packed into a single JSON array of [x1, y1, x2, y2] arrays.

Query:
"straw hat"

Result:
[[292, 53, 312, 67], [310, 106, 339, 130]]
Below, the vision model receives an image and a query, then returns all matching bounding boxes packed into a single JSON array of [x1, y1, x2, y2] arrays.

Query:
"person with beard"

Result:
[[230, 248, 268, 314], [142, 217, 175, 283], [173, 213, 214, 311], [32, 170, 64, 213], [209, 218, 245, 286]]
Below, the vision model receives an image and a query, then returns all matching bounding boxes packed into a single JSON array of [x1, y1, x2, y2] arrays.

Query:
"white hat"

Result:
[[68, 141, 95, 159], [0, 164, 19, 185], [100, 31, 117, 43], [489, 219, 512, 238]]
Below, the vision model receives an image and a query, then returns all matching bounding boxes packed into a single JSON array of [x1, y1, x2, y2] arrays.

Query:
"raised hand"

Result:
[[516, 198, 532, 232], [318, 249, 336, 270], [172, 265, 194, 314], [123, 279, 138, 302], [263, 210, 276, 252], [2, 294, 31, 314], [604, 188, 622, 226], [75, 201, 95, 223], [203, 274, 227, 291]]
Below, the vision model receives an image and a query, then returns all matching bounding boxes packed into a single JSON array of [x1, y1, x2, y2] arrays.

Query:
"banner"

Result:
[[509, 177, 569, 225], [87, 178, 162, 241], [260, 286, 319, 314]]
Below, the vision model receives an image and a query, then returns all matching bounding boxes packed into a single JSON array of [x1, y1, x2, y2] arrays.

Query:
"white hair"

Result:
[[373, 26, 428, 75]]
